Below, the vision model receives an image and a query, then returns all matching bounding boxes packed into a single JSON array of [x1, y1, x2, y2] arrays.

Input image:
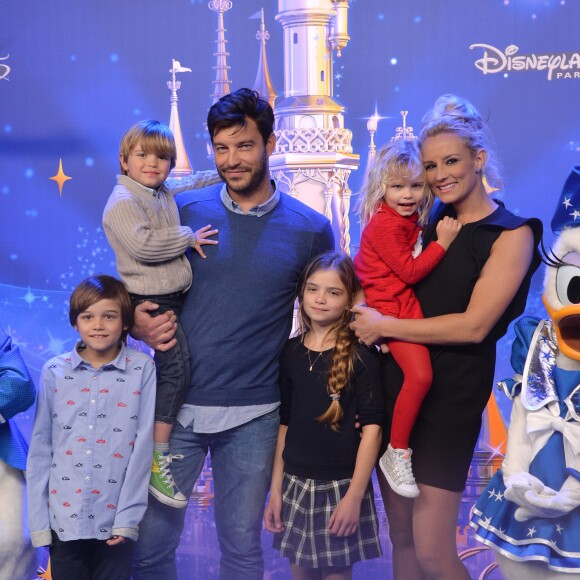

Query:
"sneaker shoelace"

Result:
[[157, 453, 184, 486], [392, 453, 416, 484]]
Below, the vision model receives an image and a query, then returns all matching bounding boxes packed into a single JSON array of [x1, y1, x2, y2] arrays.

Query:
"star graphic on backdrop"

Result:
[[46, 332, 72, 357], [527, 526, 537, 538], [21, 287, 39, 308], [49, 158, 72, 196], [483, 441, 505, 461], [563, 196, 572, 209]]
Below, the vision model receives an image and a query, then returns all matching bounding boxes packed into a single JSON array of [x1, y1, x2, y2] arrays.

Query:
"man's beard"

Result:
[[217, 149, 269, 197]]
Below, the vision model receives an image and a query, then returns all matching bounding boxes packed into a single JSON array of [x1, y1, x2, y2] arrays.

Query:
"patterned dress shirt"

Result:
[[27, 342, 155, 546]]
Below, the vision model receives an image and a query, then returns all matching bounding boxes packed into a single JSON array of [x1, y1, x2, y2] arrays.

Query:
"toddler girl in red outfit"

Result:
[[354, 138, 461, 497]]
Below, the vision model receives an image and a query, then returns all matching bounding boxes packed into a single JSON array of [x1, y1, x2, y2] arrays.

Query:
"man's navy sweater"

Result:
[[177, 184, 335, 407]]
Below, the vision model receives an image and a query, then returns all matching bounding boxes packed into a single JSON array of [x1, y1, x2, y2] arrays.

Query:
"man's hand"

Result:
[[106, 535, 126, 546], [131, 301, 177, 351]]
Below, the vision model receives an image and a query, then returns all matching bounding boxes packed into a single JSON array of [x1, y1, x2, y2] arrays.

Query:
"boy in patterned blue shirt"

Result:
[[27, 275, 156, 580]]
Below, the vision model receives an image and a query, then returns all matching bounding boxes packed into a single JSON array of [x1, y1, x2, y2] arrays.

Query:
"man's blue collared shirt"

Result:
[[219, 181, 280, 216]]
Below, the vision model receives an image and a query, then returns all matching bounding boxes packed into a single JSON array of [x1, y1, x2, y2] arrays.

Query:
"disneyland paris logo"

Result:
[[470, 44, 580, 80]]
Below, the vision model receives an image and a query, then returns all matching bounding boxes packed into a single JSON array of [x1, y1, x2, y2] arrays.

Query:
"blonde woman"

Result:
[[351, 95, 542, 579]]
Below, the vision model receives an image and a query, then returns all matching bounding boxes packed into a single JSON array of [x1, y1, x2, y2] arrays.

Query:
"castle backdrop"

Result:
[[2, 1, 579, 577]]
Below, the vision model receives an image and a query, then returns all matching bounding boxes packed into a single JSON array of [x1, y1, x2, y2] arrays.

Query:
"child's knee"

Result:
[[406, 365, 433, 390]]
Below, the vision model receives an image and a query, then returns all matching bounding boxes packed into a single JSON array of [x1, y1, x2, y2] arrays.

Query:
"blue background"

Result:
[[1, 1, 579, 576], [3, 0, 578, 409]]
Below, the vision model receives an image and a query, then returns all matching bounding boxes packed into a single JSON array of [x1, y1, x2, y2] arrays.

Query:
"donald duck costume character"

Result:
[[470, 166, 580, 578]]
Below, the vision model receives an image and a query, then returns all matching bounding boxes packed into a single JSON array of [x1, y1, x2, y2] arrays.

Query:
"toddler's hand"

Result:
[[192, 224, 218, 259], [435, 217, 462, 251], [106, 535, 126, 546]]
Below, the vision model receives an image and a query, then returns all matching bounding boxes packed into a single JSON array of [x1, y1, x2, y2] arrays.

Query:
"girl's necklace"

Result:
[[306, 348, 324, 372]]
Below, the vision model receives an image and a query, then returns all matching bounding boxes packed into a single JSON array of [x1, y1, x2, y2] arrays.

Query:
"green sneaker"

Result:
[[149, 450, 188, 508]]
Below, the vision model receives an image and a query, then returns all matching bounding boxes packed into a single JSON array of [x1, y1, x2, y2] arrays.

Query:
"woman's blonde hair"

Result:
[[356, 138, 432, 227], [420, 94, 503, 192], [297, 252, 361, 431]]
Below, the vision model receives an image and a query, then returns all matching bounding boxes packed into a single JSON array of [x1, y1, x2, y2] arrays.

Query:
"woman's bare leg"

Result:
[[378, 470, 426, 580], [413, 484, 470, 580]]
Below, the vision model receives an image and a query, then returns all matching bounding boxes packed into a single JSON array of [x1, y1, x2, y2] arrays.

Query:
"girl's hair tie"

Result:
[[329, 393, 340, 401]]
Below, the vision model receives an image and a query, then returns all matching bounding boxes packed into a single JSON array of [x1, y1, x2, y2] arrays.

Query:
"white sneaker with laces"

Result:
[[379, 444, 420, 498]]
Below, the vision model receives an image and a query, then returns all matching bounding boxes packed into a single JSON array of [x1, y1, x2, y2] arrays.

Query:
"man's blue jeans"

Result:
[[132, 408, 279, 580]]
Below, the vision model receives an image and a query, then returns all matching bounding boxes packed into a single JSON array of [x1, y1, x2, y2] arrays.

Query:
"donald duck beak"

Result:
[[543, 166, 580, 362], [543, 294, 580, 361]]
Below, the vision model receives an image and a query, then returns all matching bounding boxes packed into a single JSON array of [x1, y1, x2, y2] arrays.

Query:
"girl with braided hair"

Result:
[[264, 251, 384, 579]]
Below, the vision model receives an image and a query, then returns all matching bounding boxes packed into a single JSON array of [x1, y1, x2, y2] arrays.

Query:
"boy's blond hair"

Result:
[[119, 120, 176, 174]]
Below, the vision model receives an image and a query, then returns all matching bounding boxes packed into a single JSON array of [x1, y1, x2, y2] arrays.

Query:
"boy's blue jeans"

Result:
[[130, 292, 190, 423], [132, 408, 279, 580]]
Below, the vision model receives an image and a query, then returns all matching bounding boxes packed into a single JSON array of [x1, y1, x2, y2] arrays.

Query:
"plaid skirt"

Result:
[[272, 473, 382, 568]]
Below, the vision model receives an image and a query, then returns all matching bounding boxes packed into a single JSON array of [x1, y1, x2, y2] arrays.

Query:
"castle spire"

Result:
[[209, 0, 232, 104], [167, 59, 192, 176], [252, 8, 277, 108], [391, 110, 416, 142]]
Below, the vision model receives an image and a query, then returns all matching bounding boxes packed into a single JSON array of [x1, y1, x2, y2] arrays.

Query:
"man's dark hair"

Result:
[[207, 88, 274, 145]]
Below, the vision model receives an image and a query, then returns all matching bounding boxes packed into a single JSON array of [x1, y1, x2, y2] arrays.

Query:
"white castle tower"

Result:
[[209, 0, 232, 104], [252, 8, 278, 108], [270, 0, 359, 254], [167, 59, 193, 177]]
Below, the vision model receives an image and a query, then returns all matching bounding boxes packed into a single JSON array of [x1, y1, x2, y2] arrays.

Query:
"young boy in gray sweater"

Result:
[[103, 119, 220, 507]]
